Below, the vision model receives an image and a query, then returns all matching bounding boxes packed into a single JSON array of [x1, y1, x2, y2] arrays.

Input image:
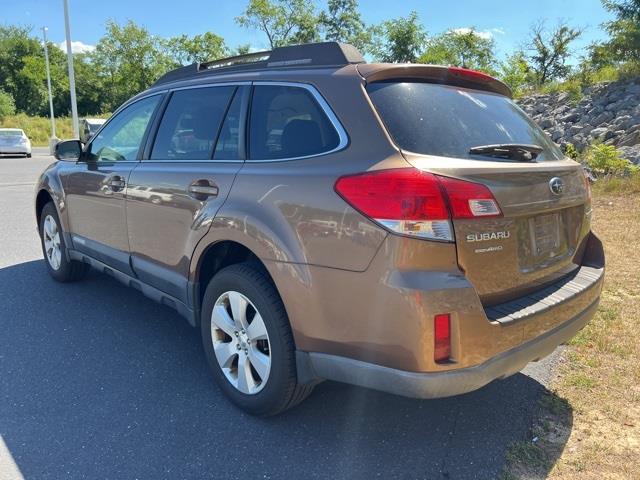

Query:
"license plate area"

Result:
[[530, 213, 560, 256], [518, 212, 569, 273]]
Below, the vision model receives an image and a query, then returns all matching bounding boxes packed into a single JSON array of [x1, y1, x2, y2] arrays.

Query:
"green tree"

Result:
[[601, 0, 640, 62], [91, 20, 174, 111], [526, 20, 583, 85], [235, 0, 320, 49], [499, 51, 532, 96], [0, 25, 46, 115], [165, 32, 228, 65], [0, 89, 16, 117], [319, 0, 371, 52], [418, 28, 497, 73], [74, 53, 105, 115], [234, 44, 253, 55], [371, 11, 427, 63]]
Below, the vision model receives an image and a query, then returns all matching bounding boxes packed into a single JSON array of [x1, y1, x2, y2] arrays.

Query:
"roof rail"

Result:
[[153, 42, 365, 87]]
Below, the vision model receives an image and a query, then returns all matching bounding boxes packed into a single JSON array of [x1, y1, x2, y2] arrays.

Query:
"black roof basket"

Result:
[[153, 42, 365, 87]]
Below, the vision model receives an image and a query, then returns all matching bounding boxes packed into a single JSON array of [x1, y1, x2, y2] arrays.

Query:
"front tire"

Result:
[[201, 263, 314, 416], [39, 202, 87, 282]]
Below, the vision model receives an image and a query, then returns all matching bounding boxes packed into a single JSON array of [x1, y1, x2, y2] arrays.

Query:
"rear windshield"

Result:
[[367, 82, 563, 162], [0, 130, 23, 137]]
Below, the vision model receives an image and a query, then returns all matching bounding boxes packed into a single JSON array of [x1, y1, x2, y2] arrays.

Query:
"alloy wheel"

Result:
[[210, 291, 271, 395], [43, 215, 62, 271]]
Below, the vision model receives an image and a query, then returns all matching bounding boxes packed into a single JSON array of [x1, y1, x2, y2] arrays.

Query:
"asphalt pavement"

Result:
[[0, 148, 567, 479]]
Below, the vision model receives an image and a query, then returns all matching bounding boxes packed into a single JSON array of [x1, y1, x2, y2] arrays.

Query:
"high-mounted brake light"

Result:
[[334, 168, 502, 241], [434, 314, 451, 364], [447, 66, 496, 83]]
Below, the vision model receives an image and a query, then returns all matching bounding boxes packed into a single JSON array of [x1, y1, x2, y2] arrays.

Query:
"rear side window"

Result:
[[151, 86, 235, 160], [367, 82, 563, 162], [249, 85, 340, 160]]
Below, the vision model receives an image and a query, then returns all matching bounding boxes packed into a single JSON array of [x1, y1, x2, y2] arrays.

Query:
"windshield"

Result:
[[367, 82, 563, 162], [0, 130, 23, 137]]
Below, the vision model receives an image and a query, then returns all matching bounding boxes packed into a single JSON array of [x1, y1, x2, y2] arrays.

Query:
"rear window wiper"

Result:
[[469, 143, 544, 161]]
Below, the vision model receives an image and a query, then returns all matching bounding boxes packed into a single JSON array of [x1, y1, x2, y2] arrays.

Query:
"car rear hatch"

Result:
[[361, 64, 592, 305]]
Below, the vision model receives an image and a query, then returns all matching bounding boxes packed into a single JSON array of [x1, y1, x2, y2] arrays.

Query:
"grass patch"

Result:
[[0, 113, 75, 145], [538, 78, 584, 104], [565, 374, 597, 390], [591, 172, 640, 196], [503, 189, 640, 479]]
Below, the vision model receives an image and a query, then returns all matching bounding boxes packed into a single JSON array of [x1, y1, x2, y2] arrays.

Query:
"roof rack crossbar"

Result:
[[199, 50, 271, 71], [152, 42, 365, 87]]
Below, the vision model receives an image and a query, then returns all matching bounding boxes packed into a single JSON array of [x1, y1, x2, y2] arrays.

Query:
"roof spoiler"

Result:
[[153, 42, 365, 87], [357, 64, 513, 98]]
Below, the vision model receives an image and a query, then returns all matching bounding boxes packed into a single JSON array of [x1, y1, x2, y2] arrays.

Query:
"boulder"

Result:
[[618, 145, 640, 165], [617, 128, 640, 147], [591, 127, 610, 140], [561, 112, 580, 123], [591, 111, 615, 125], [539, 118, 556, 129]]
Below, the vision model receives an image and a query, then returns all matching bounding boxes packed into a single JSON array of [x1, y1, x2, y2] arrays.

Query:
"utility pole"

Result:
[[41, 27, 58, 151], [63, 0, 79, 138]]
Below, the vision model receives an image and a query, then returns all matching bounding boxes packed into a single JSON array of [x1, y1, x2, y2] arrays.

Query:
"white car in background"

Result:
[[0, 128, 32, 157]]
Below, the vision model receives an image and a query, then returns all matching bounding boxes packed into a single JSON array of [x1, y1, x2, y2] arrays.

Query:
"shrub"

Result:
[[539, 78, 583, 104], [564, 143, 579, 160], [584, 143, 636, 177], [0, 90, 16, 117]]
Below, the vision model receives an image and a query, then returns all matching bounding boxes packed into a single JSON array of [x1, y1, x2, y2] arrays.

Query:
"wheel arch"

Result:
[[192, 240, 284, 319], [35, 189, 54, 231]]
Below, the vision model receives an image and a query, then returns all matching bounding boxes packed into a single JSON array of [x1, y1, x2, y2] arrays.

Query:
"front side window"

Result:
[[87, 95, 160, 162], [151, 86, 235, 160], [249, 85, 340, 160]]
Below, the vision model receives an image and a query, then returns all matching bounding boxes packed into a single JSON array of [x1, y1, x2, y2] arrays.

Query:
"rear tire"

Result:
[[201, 263, 314, 416], [39, 202, 87, 282], [26, 153, 32, 158]]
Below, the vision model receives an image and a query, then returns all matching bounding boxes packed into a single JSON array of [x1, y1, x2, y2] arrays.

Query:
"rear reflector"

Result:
[[583, 169, 592, 201], [334, 168, 501, 241], [434, 314, 451, 364]]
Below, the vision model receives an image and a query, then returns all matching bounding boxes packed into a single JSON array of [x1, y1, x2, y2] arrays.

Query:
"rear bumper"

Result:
[[301, 297, 599, 398], [0, 146, 30, 154]]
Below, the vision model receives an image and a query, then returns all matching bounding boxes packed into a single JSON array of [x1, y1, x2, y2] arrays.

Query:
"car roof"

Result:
[[129, 42, 511, 104]]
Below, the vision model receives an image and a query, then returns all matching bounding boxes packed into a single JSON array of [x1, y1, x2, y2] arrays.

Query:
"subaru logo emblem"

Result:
[[549, 177, 564, 195]]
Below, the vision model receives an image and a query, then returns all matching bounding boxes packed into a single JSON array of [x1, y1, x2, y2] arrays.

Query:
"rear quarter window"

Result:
[[249, 85, 340, 160], [367, 82, 563, 162]]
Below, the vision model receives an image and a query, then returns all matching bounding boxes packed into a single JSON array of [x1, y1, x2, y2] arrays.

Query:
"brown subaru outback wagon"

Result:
[[36, 42, 604, 416]]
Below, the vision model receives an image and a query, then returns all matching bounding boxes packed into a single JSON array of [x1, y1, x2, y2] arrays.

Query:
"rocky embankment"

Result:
[[518, 79, 640, 165]]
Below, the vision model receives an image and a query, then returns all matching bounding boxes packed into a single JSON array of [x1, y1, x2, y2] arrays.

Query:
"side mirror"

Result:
[[54, 140, 83, 161]]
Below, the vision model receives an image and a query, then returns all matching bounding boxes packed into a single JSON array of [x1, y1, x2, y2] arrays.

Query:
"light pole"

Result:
[[62, 0, 79, 138], [41, 27, 58, 151]]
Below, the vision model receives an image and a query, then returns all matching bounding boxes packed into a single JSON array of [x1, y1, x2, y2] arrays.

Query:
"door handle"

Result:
[[107, 175, 126, 192], [188, 181, 219, 199]]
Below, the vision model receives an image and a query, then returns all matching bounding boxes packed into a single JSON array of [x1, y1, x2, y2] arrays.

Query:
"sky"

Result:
[[2, 0, 614, 62]]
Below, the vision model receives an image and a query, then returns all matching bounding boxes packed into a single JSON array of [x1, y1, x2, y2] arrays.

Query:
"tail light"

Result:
[[434, 314, 451, 363], [334, 168, 501, 241]]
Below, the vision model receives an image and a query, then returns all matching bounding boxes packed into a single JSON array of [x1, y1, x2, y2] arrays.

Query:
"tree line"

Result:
[[0, 0, 638, 118]]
